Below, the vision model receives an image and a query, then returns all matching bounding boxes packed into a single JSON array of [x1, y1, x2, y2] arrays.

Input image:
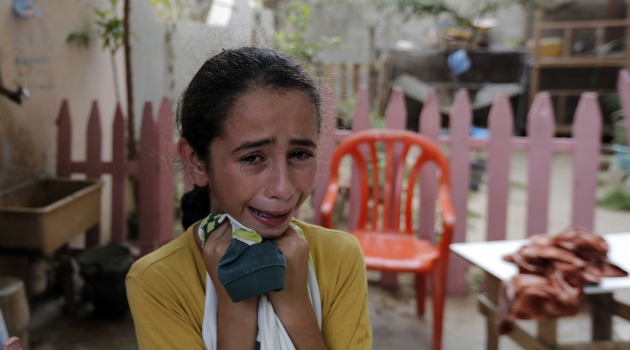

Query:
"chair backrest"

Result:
[[325, 129, 451, 236]]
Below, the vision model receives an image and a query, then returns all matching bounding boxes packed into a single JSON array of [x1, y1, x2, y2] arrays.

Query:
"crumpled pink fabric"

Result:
[[3, 337, 23, 350], [496, 226, 627, 334]]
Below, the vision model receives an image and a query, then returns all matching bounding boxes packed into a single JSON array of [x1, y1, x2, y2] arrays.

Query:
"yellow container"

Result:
[[537, 37, 563, 57]]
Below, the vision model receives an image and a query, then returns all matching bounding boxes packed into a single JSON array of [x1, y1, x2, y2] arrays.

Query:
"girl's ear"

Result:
[[178, 138, 209, 187]]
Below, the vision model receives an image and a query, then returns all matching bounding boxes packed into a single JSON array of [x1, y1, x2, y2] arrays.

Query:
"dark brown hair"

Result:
[[177, 47, 322, 229]]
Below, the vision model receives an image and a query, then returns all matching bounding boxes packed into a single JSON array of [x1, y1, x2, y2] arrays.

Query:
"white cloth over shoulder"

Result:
[[0, 307, 9, 346], [198, 214, 322, 350]]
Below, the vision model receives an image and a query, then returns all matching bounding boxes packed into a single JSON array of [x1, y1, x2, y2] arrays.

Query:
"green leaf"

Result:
[[93, 0, 125, 53], [274, 1, 342, 64], [65, 31, 91, 48]]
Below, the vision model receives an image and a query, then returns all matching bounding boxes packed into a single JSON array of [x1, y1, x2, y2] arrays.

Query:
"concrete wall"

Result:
[[0, 0, 273, 295], [1, 0, 127, 248], [129, 0, 270, 207], [131, 0, 275, 138], [0, 0, 124, 191], [0, 0, 125, 291], [1, 0, 273, 248]]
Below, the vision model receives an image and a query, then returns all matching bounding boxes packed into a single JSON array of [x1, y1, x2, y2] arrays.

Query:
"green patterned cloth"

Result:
[[198, 213, 286, 302]]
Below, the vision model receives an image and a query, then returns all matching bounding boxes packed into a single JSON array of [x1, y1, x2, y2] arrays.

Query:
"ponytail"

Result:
[[180, 185, 210, 230]]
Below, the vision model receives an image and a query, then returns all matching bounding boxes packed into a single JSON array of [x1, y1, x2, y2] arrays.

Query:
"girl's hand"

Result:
[[200, 221, 233, 284], [3, 337, 23, 350], [269, 227, 311, 305], [268, 228, 327, 349], [199, 221, 259, 349]]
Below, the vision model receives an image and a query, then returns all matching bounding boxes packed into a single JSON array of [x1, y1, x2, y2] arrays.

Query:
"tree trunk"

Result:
[[124, 0, 136, 160]]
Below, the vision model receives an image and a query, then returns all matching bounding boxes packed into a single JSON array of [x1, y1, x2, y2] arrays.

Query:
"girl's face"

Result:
[[206, 88, 318, 239]]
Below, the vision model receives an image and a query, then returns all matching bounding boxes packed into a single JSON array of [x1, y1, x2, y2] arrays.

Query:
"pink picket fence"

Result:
[[312, 68, 630, 295], [54, 68, 630, 294], [56, 98, 175, 256]]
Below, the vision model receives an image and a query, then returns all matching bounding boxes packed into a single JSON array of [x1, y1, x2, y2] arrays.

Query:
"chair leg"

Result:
[[431, 268, 446, 350], [415, 274, 425, 316]]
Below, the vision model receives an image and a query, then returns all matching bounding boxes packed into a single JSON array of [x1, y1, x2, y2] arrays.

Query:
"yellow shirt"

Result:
[[126, 219, 372, 349]]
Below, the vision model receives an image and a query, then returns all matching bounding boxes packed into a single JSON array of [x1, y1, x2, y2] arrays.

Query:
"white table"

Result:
[[450, 232, 630, 350]]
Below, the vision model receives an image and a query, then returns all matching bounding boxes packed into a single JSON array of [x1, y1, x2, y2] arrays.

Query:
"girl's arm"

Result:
[[317, 236, 372, 350], [201, 223, 259, 350], [268, 228, 327, 350], [127, 264, 207, 349]]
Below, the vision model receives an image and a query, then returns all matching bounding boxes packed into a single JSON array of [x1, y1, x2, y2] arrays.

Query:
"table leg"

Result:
[[486, 274, 501, 350], [588, 293, 614, 341], [536, 319, 557, 347]]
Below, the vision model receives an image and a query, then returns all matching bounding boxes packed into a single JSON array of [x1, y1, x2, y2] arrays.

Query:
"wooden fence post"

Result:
[[138, 102, 159, 255], [157, 98, 175, 246], [418, 89, 441, 243], [385, 86, 406, 130], [526, 92, 555, 236], [85, 101, 103, 247], [447, 89, 473, 294], [486, 93, 514, 242], [571, 93, 602, 230], [414, 89, 442, 308], [111, 104, 127, 243], [56, 100, 72, 178]]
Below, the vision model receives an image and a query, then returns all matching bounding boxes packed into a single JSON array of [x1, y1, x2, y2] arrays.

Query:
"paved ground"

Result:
[[369, 150, 630, 349], [25, 280, 630, 350], [368, 274, 630, 349], [22, 150, 630, 349]]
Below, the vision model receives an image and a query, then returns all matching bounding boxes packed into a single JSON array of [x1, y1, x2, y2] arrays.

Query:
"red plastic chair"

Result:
[[320, 129, 455, 350]]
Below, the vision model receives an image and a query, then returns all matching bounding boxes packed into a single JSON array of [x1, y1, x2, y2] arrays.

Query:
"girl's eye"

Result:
[[241, 154, 264, 166], [290, 150, 314, 161]]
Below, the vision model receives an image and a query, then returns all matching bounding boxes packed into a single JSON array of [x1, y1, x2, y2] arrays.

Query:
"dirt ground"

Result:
[[25, 277, 630, 350], [20, 151, 630, 349]]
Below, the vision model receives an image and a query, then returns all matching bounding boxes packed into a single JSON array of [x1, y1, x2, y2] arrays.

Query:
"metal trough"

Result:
[[0, 178, 102, 254]]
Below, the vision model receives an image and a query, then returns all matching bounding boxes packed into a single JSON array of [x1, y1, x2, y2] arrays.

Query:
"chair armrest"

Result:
[[437, 183, 456, 258], [320, 182, 340, 228]]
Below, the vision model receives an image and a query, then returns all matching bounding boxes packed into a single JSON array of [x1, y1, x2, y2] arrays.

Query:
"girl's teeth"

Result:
[[254, 208, 273, 217]]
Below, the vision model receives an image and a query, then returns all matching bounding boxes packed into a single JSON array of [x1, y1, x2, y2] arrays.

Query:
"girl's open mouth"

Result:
[[249, 207, 292, 227], [252, 208, 279, 218]]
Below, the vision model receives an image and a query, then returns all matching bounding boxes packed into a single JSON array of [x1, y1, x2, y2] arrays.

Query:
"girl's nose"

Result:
[[265, 162, 294, 200]]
